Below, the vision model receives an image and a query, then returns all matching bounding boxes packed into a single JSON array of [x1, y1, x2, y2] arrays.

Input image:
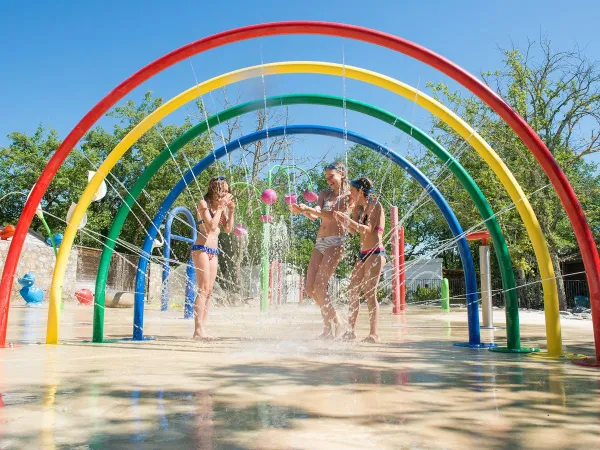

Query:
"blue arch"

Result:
[[134, 125, 482, 345]]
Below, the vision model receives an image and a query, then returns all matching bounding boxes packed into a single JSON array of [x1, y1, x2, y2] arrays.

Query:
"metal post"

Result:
[[441, 278, 450, 312], [399, 225, 406, 311], [391, 206, 401, 314], [260, 210, 271, 313], [480, 243, 493, 328], [184, 260, 195, 319]]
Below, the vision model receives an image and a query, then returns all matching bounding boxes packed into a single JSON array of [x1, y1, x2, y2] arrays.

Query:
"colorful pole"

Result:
[[299, 275, 304, 304], [391, 206, 401, 315], [441, 278, 450, 312], [466, 231, 493, 328], [268, 261, 275, 306], [480, 242, 493, 328], [277, 262, 283, 305], [184, 260, 195, 319], [260, 213, 271, 313], [399, 225, 406, 311]]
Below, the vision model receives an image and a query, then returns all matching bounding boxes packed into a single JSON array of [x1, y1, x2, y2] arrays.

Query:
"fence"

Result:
[[319, 274, 590, 310]]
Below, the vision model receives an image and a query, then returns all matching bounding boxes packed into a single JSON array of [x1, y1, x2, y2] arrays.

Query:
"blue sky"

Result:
[[1, 0, 599, 166]]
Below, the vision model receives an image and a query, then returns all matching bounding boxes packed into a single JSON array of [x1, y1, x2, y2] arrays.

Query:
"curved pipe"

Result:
[[51, 61, 554, 351], [0, 22, 593, 359], [162, 206, 197, 312], [92, 94, 520, 349], [132, 125, 482, 346]]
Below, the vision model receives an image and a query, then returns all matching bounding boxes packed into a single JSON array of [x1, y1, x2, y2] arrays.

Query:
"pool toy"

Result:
[[18, 273, 43, 305], [75, 288, 93, 306], [0, 225, 15, 240]]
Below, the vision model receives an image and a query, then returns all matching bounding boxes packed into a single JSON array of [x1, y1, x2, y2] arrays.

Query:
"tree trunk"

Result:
[[516, 268, 529, 309], [549, 251, 567, 311]]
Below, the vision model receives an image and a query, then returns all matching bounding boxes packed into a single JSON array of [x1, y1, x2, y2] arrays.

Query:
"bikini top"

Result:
[[198, 207, 227, 227], [356, 202, 383, 232], [321, 190, 343, 212]]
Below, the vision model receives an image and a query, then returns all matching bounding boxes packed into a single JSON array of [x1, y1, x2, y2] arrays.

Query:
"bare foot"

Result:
[[333, 321, 347, 339], [342, 331, 357, 341], [361, 334, 381, 344], [192, 333, 215, 341], [316, 329, 334, 340]]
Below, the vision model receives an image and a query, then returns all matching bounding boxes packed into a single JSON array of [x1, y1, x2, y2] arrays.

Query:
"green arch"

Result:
[[93, 94, 520, 349]]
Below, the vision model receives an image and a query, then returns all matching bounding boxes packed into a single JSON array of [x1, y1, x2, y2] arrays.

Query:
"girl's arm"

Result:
[[334, 203, 381, 235], [197, 198, 226, 232], [299, 191, 348, 220], [334, 210, 367, 235], [223, 200, 235, 234], [290, 192, 323, 221], [374, 204, 385, 235]]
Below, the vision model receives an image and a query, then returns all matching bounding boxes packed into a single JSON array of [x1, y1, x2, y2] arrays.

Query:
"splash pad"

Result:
[[0, 22, 597, 370]]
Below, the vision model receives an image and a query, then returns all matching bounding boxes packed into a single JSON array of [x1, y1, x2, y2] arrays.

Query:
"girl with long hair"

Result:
[[289, 162, 350, 339], [191, 176, 235, 340], [334, 177, 386, 343]]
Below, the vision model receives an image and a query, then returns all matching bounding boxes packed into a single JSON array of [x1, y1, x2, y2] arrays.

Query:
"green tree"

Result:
[[427, 39, 600, 309]]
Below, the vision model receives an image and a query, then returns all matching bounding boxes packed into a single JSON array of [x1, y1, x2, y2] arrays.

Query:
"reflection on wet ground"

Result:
[[1, 304, 598, 449]]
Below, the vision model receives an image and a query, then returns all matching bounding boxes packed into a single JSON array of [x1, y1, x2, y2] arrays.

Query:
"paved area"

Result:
[[1, 303, 598, 449]]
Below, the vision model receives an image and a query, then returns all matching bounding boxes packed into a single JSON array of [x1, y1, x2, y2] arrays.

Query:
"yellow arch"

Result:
[[48, 61, 561, 355]]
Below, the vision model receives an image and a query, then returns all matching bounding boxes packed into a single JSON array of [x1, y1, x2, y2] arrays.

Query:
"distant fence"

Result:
[[317, 272, 590, 310], [403, 277, 588, 310]]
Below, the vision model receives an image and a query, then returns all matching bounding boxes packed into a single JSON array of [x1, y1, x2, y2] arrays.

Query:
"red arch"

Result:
[[1, 22, 598, 361]]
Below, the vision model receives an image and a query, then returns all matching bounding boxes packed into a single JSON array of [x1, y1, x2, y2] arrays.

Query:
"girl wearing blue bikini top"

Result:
[[191, 176, 235, 340]]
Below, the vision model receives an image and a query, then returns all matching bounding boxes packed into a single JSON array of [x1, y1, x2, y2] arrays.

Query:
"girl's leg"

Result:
[[345, 260, 365, 340], [191, 251, 212, 340], [201, 255, 220, 338], [361, 254, 386, 343], [304, 249, 330, 334], [312, 246, 345, 338], [304, 249, 323, 299]]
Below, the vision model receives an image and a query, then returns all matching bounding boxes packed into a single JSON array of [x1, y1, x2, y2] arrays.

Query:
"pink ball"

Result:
[[284, 193, 297, 205], [261, 189, 277, 205], [303, 190, 318, 202], [75, 288, 94, 306], [234, 224, 248, 237]]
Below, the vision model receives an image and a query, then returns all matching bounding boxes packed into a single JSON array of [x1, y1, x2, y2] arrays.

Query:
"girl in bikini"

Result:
[[289, 161, 350, 339], [334, 177, 386, 343], [191, 176, 235, 340]]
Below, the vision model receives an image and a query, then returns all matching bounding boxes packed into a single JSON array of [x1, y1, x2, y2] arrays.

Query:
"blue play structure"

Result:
[[161, 206, 197, 319], [46, 233, 63, 248], [18, 272, 44, 305]]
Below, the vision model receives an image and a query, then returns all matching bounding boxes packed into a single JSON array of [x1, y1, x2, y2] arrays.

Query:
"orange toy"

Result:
[[0, 225, 15, 240]]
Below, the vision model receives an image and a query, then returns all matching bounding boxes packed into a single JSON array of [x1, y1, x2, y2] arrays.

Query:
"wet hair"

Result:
[[204, 176, 229, 205], [350, 177, 374, 197], [324, 161, 348, 192]]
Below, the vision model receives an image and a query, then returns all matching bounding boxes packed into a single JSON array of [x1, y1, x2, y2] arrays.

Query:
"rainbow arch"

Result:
[[132, 125, 485, 346], [49, 61, 560, 356], [0, 22, 596, 365], [92, 94, 522, 350]]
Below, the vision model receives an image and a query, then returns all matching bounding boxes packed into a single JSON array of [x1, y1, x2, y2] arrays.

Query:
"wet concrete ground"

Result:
[[1, 303, 598, 449]]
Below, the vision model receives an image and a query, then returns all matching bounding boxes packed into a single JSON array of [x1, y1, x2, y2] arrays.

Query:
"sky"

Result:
[[1, 0, 600, 166]]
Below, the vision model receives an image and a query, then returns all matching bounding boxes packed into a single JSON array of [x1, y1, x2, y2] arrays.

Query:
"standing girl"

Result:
[[289, 162, 350, 339], [334, 177, 386, 343], [191, 176, 235, 340]]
